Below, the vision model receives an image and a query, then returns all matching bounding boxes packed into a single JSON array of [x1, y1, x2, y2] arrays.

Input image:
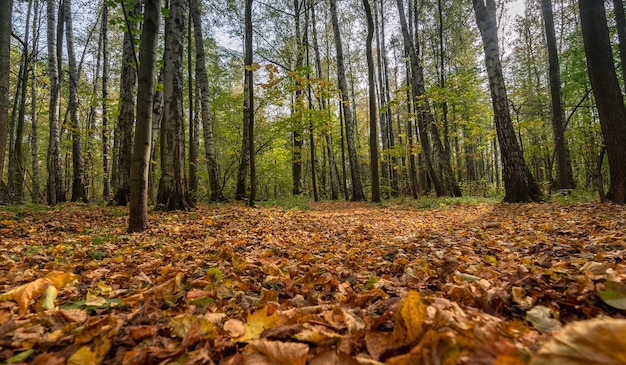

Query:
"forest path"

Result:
[[1, 201, 625, 363]]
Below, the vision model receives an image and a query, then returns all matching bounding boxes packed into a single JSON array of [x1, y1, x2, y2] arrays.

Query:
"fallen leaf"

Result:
[[526, 305, 562, 333], [234, 306, 280, 343], [242, 339, 308, 365], [597, 281, 626, 310]]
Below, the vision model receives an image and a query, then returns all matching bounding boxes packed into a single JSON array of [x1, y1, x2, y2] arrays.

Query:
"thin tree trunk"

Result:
[[65, 0, 87, 202], [31, 0, 43, 203], [304, 1, 318, 201], [473, 0, 541, 202], [245, 0, 255, 207], [101, 0, 111, 201], [129, 0, 161, 232], [148, 70, 163, 205], [292, 0, 304, 196], [311, 2, 339, 200], [329, 0, 365, 201], [579, 0, 626, 203], [112, 0, 140, 205], [541, 0, 574, 190], [364, 0, 380, 202], [0, 0, 13, 193], [46, 0, 64, 204], [157, 0, 193, 210]]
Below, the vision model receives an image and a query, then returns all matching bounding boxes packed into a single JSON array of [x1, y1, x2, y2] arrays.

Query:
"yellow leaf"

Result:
[[393, 291, 427, 346], [234, 306, 280, 343], [46, 271, 79, 289], [41, 285, 58, 310], [84, 292, 107, 307], [67, 346, 97, 365]]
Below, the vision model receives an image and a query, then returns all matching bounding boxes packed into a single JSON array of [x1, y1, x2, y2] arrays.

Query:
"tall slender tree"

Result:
[[579, 0, 626, 203], [244, 0, 256, 207], [0, 0, 12, 194], [65, 0, 87, 201], [46, 0, 64, 204], [473, 0, 542, 202], [102, 0, 111, 201], [112, 0, 140, 205], [363, 0, 380, 202], [129, 0, 161, 232], [329, 0, 365, 201], [157, 0, 194, 210], [541, 0, 574, 190]]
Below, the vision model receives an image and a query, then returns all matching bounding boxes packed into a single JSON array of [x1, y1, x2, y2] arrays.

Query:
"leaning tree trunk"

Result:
[[129, 0, 161, 232], [613, 0, 626, 94], [396, 0, 460, 197], [191, 0, 222, 201], [157, 0, 193, 211], [579, 0, 626, 204], [112, 0, 140, 205], [473, 0, 542, 202], [65, 0, 87, 202], [329, 0, 365, 201], [541, 0, 575, 190], [46, 0, 64, 204]]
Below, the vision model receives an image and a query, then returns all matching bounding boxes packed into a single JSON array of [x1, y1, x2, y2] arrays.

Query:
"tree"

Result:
[[112, 0, 140, 205], [46, 0, 64, 204], [157, 0, 194, 210], [396, 0, 461, 197], [578, 0, 626, 203], [244, 0, 256, 207], [363, 0, 380, 202], [129, 0, 161, 232], [473, 0, 542, 202], [65, 0, 87, 202], [0, 0, 12, 196], [191, 0, 222, 201], [613, 0, 626, 93], [101, 0, 111, 201], [541, 0, 574, 190], [329, 0, 365, 201]]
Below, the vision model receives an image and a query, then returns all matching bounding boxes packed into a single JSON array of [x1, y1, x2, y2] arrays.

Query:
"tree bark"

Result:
[[101, 0, 111, 202], [157, 0, 193, 210], [0, 0, 12, 193], [46, 0, 64, 204], [311, 2, 339, 200], [363, 0, 380, 202], [112, 0, 140, 205], [541, 0, 574, 190], [473, 0, 542, 202], [129, 0, 161, 232], [304, 1, 318, 202], [191, 0, 222, 202], [245, 0, 256, 207], [613, 0, 626, 93], [329, 0, 365, 201], [31, 0, 43, 203], [579, 0, 626, 203], [187, 8, 198, 201], [65, 0, 87, 202]]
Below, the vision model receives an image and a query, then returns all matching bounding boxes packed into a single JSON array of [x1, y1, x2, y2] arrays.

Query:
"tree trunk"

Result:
[[311, 2, 339, 200], [329, 0, 365, 201], [0, 0, 12, 193], [473, 0, 542, 202], [304, 1, 318, 202], [191, 0, 221, 202], [245, 0, 256, 207], [541, 0, 574, 190], [157, 0, 193, 210], [292, 0, 304, 196], [579, 0, 626, 203], [46, 0, 64, 204], [31, 0, 43, 203], [363, 0, 380, 202], [112, 0, 140, 205], [187, 9, 198, 201], [148, 70, 163, 205], [129, 0, 161, 232], [65, 0, 87, 202], [101, 0, 111, 202]]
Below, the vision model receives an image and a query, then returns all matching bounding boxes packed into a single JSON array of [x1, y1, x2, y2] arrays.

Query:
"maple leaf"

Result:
[[0, 271, 79, 315], [233, 305, 281, 343]]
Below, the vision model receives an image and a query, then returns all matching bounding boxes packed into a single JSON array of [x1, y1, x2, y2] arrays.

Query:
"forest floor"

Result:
[[1, 200, 626, 364]]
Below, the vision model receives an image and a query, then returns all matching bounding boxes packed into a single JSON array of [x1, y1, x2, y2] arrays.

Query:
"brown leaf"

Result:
[[242, 339, 308, 365]]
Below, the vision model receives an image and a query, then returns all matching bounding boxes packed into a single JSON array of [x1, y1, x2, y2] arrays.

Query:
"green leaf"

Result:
[[6, 349, 35, 363], [598, 281, 626, 310]]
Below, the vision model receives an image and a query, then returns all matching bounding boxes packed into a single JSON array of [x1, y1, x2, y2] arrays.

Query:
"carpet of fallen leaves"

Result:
[[2, 201, 626, 364]]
